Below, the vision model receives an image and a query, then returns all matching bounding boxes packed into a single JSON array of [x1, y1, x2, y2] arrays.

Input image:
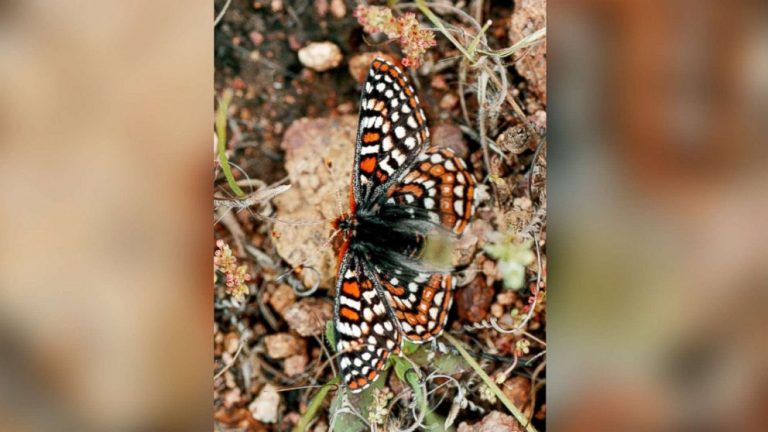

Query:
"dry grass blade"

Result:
[[442, 333, 538, 432], [214, 184, 292, 209]]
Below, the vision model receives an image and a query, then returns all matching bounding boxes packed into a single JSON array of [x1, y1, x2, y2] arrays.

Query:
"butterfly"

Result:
[[332, 58, 476, 392]]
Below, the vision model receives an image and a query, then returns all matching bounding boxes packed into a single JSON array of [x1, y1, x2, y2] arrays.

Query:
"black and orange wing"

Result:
[[385, 147, 476, 235], [374, 147, 476, 342], [375, 270, 454, 343], [352, 58, 429, 207], [334, 251, 401, 392]]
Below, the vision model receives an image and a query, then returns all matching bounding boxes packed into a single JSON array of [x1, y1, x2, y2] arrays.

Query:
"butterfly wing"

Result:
[[353, 58, 429, 207], [385, 147, 477, 235], [334, 250, 401, 392], [374, 270, 454, 342], [375, 147, 476, 342]]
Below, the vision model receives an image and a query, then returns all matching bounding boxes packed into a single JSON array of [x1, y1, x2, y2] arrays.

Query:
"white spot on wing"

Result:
[[392, 149, 406, 165], [454, 200, 464, 216], [340, 296, 361, 310], [434, 291, 444, 305], [382, 136, 394, 151]]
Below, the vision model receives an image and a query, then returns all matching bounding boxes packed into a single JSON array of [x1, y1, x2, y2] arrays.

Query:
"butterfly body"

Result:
[[333, 59, 476, 392]]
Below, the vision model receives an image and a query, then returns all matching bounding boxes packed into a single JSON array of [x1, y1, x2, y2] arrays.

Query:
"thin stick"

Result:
[[214, 0, 233, 27], [214, 340, 246, 380]]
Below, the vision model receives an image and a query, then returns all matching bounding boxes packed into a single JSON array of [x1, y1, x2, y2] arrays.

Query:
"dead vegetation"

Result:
[[214, 0, 546, 430]]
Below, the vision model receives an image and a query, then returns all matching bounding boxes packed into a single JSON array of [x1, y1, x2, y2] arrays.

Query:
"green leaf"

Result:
[[215, 89, 245, 197], [293, 376, 341, 432], [402, 340, 420, 356], [329, 386, 366, 432], [434, 352, 467, 375], [325, 320, 336, 352], [357, 369, 388, 420], [484, 238, 535, 290], [389, 356, 426, 413]]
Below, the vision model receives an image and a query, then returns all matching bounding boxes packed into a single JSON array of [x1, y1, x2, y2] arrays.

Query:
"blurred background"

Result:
[[549, 0, 768, 430], [0, 1, 213, 430], [0, 0, 766, 430]]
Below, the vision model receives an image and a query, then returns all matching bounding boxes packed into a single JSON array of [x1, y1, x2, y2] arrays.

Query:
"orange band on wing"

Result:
[[360, 156, 377, 173]]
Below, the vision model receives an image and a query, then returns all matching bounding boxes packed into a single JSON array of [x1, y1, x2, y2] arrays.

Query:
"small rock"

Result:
[[264, 333, 306, 359], [231, 76, 247, 90], [224, 332, 240, 354], [249, 384, 280, 424], [458, 411, 524, 432], [496, 291, 517, 306], [453, 230, 478, 268], [496, 124, 532, 155], [223, 387, 242, 409], [298, 42, 343, 72], [273, 116, 358, 289], [283, 354, 308, 376], [439, 93, 459, 110], [288, 35, 302, 51], [430, 75, 448, 90], [249, 31, 264, 46], [431, 124, 468, 158], [312, 420, 329, 432], [348, 52, 398, 83], [314, 0, 328, 16], [502, 376, 532, 417], [283, 298, 334, 337], [529, 109, 546, 131], [330, 0, 346, 18], [510, 0, 546, 104], [454, 275, 495, 323], [490, 303, 505, 318], [269, 283, 296, 315]]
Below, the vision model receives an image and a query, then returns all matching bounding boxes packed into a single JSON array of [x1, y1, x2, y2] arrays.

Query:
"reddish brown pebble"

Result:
[[454, 276, 494, 323], [457, 411, 524, 432], [348, 52, 398, 84], [249, 31, 264, 46]]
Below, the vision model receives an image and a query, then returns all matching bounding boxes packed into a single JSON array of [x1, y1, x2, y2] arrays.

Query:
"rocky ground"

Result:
[[214, 0, 546, 430]]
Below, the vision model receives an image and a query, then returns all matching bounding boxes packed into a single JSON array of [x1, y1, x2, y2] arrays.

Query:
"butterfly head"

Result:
[[332, 212, 356, 233]]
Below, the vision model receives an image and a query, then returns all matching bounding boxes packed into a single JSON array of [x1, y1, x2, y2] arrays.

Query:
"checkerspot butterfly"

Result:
[[332, 58, 476, 392]]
